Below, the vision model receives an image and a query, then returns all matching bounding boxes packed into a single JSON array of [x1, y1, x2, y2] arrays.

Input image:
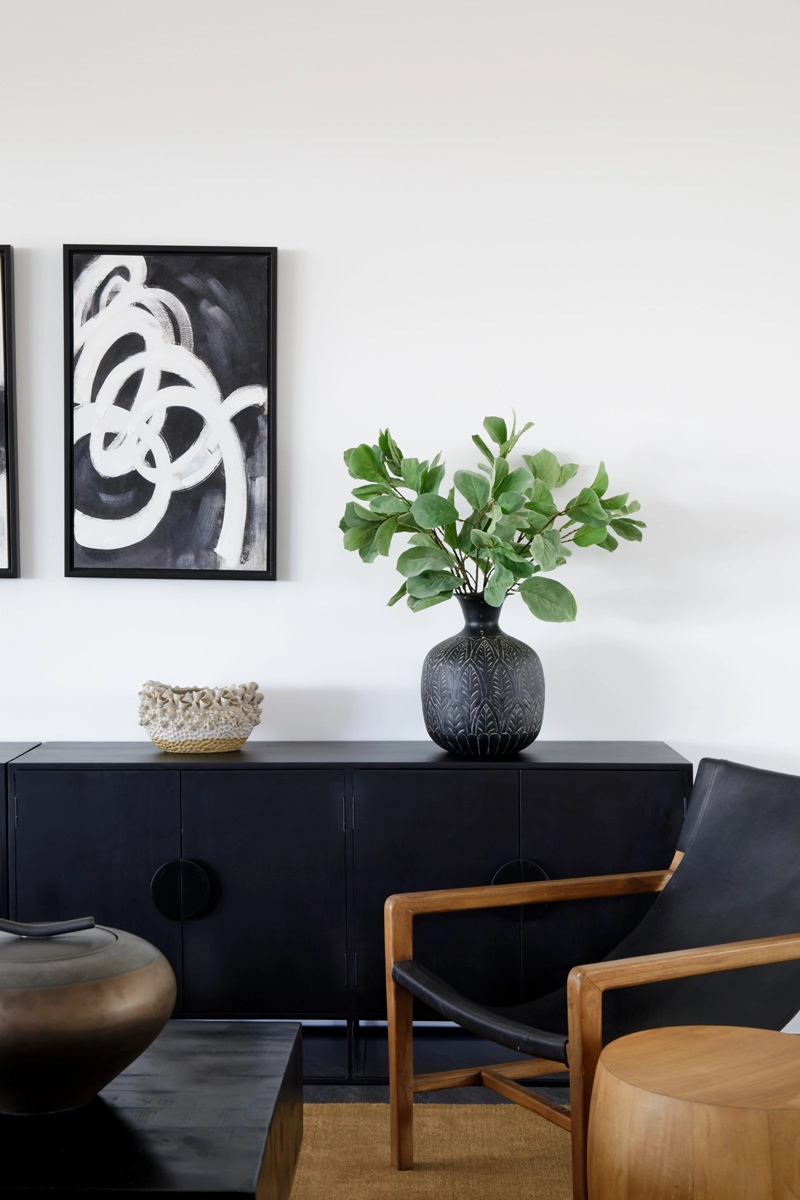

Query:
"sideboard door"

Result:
[[352, 767, 521, 1017], [520, 767, 689, 999], [180, 769, 348, 1017], [11, 769, 182, 992]]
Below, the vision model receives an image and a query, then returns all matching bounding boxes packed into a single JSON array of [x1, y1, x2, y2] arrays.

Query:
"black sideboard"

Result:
[[0, 744, 39, 898], [5, 740, 692, 1080]]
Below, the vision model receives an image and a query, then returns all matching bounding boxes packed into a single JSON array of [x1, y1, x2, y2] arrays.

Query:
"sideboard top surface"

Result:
[[11, 740, 692, 769], [0, 743, 39, 764]]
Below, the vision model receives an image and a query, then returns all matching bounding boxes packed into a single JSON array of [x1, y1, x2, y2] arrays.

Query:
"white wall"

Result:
[[1, 0, 799, 775]]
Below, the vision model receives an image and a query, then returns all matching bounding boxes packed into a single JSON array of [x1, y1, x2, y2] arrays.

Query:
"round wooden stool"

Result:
[[587, 1025, 800, 1199]]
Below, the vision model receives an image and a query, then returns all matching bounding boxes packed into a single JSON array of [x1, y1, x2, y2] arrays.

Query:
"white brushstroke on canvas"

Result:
[[72, 255, 267, 569]]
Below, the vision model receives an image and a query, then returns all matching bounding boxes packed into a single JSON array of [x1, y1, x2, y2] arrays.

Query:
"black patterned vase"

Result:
[[421, 593, 544, 759]]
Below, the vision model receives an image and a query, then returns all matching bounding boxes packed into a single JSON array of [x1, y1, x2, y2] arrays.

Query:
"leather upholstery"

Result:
[[393, 758, 800, 1059]]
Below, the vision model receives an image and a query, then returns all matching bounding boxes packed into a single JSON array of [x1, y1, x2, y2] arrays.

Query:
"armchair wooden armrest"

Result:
[[385, 864, 677, 968], [566, 930, 800, 1199]]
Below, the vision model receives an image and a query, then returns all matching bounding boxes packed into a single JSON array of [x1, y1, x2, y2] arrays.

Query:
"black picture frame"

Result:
[[64, 245, 277, 579], [0, 246, 19, 579]]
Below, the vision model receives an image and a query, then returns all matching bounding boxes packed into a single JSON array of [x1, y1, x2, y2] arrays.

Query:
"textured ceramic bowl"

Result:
[[138, 681, 263, 753]]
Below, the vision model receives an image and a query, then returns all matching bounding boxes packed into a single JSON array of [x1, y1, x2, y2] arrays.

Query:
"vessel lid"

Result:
[[0, 925, 161, 990]]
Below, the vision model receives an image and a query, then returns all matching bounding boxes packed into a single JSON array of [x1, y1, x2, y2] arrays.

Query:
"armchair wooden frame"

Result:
[[385, 853, 800, 1200]]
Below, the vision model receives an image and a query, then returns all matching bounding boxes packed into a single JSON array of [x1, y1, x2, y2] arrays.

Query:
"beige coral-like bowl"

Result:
[[138, 681, 263, 754]]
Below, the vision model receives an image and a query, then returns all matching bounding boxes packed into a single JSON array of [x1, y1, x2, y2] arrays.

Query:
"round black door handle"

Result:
[[150, 859, 211, 921], [491, 859, 550, 922]]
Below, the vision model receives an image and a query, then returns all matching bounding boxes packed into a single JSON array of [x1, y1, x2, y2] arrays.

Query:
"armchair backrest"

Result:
[[601, 757, 800, 1040]]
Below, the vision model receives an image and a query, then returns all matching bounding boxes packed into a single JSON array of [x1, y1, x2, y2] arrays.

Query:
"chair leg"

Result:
[[387, 977, 414, 1169], [569, 1022, 602, 1200], [569, 1062, 589, 1200]]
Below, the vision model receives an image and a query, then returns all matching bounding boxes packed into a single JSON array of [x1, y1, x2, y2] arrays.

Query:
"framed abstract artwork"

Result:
[[0, 246, 19, 578], [64, 245, 277, 579]]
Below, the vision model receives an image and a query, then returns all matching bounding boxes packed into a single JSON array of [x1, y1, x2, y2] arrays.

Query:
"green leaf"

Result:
[[375, 516, 398, 556], [400, 457, 420, 489], [519, 577, 578, 622], [494, 547, 534, 578], [495, 466, 532, 497], [598, 532, 619, 552], [472, 434, 495, 464], [526, 479, 559, 518], [385, 429, 403, 466], [387, 580, 408, 606], [624, 500, 641, 514], [500, 421, 535, 457], [407, 592, 453, 612], [485, 501, 501, 535], [470, 529, 495, 549], [494, 514, 532, 539], [572, 524, 609, 547], [454, 469, 491, 512], [443, 487, 460, 551], [378, 429, 402, 470], [556, 462, 579, 488], [610, 518, 644, 542], [600, 492, 629, 512], [395, 512, 422, 530], [345, 444, 387, 483], [526, 510, 556, 534], [484, 565, 514, 606], [525, 449, 561, 489], [351, 483, 394, 500], [343, 526, 375, 551], [406, 570, 457, 599], [410, 493, 460, 529], [421, 462, 446, 494], [483, 416, 508, 446], [493, 541, 532, 566], [565, 487, 610, 528], [344, 501, 383, 528], [359, 541, 380, 564], [491, 457, 509, 492], [591, 461, 608, 497], [369, 495, 409, 515], [542, 530, 564, 556], [497, 490, 526, 514], [396, 546, 456, 577], [457, 514, 479, 553], [531, 533, 559, 572]]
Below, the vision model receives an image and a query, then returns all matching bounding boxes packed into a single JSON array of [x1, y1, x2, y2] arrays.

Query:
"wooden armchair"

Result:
[[385, 758, 800, 1200]]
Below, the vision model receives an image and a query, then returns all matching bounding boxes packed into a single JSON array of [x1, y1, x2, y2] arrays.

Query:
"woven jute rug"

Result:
[[289, 1103, 572, 1199]]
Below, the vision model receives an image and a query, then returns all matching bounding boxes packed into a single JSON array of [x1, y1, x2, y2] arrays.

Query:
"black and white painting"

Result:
[[0, 246, 18, 578], [64, 246, 277, 579]]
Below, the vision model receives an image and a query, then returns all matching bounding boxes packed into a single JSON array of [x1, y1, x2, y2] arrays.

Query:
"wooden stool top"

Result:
[[599, 1025, 800, 1110]]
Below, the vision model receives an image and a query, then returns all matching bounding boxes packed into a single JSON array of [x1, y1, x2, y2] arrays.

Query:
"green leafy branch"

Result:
[[339, 415, 645, 623]]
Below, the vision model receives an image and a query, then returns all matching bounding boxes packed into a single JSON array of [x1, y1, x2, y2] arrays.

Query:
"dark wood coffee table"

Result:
[[0, 1021, 302, 1199]]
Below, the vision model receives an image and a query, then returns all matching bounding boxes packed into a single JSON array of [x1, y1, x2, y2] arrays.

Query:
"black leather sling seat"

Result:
[[391, 957, 570, 1061], [392, 758, 800, 1061]]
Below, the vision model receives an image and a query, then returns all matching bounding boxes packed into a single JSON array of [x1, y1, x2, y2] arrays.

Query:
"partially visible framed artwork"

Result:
[[0, 246, 19, 578], [64, 245, 277, 579]]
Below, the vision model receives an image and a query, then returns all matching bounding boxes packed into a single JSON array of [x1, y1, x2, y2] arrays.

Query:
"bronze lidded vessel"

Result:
[[0, 915, 176, 1114]]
